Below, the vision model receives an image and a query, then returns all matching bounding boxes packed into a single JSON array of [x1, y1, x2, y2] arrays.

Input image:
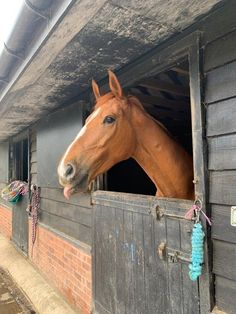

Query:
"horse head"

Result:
[[58, 71, 137, 199]]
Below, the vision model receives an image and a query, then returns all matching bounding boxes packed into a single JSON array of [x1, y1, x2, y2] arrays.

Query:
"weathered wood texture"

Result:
[[31, 102, 93, 247], [30, 131, 37, 185], [215, 276, 236, 314], [12, 193, 29, 254], [211, 205, 236, 244], [207, 99, 236, 137], [40, 187, 92, 246], [30, 125, 92, 247], [37, 102, 84, 187], [205, 29, 236, 72], [208, 135, 236, 170], [209, 169, 236, 206], [213, 240, 236, 282], [205, 60, 236, 104], [92, 191, 199, 314], [205, 25, 236, 314]]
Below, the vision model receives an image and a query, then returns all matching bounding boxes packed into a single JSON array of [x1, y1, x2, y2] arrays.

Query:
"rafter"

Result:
[[138, 78, 190, 97], [134, 94, 190, 111]]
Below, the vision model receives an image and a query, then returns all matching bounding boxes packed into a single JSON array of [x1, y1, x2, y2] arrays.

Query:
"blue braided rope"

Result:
[[189, 222, 205, 281]]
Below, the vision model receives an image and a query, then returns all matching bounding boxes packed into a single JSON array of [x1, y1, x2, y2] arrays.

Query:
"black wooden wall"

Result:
[[30, 130, 37, 186], [205, 29, 236, 314], [31, 101, 92, 249]]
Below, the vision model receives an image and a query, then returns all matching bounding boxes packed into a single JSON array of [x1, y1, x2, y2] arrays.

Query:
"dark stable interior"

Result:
[[12, 138, 28, 182], [107, 60, 192, 196]]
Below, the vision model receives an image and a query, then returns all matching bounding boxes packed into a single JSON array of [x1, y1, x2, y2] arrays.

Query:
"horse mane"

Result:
[[127, 95, 171, 135]]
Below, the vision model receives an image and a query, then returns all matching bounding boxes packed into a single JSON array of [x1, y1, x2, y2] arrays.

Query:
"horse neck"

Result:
[[131, 108, 194, 199]]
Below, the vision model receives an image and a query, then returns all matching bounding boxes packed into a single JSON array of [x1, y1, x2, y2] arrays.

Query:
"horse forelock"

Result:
[[94, 92, 115, 109]]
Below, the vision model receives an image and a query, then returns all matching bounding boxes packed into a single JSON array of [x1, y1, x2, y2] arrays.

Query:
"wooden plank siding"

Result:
[[39, 187, 92, 246], [205, 28, 236, 314], [30, 131, 37, 186], [215, 276, 236, 314], [211, 205, 236, 244], [207, 99, 236, 137], [29, 129, 92, 247]]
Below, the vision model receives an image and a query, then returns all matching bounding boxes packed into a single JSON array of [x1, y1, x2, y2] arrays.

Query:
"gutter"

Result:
[[0, 0, 75, 102]]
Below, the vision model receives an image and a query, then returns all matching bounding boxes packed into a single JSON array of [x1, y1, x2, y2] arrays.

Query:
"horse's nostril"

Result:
[[65, 163, 75, 178]]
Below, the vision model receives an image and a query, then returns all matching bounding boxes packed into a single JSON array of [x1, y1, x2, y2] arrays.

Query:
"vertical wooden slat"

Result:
[[166, 218, 183, 314], [132, 213, 146, 314], [143, 215, 156, 314], [101, 206, 116, 314], [115, 208, 125, 314], [12, 194, 29, 254], [153, 203, 169, 313], [123, 210, 135, 314], [144, 213, 168, 313]]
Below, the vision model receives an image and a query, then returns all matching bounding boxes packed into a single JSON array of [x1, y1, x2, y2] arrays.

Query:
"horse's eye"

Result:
[[103, 116, 116, 124]]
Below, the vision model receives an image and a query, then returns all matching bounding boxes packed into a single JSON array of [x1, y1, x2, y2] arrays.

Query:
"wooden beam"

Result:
[[143, 103, 191, 122], [138, 78, 190, 96], [171, 66, 189, 76], [134, 94, 190, 111]]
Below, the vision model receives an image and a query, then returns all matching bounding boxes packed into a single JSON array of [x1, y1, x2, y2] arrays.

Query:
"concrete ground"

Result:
[[0, 234, 77, 314], [0, 267, 35, 313]]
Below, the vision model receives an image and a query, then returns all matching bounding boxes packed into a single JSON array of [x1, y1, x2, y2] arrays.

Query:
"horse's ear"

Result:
[[92, 79, 101, 100], [108, 70, 123, 98]]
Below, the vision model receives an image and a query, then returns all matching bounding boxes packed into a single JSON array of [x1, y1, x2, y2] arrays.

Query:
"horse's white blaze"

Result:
[[86, 107, 101, 124], [58, 107, 101, 178]]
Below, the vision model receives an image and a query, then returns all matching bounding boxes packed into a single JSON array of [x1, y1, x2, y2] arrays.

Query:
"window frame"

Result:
[[9, 130, 29, 183]]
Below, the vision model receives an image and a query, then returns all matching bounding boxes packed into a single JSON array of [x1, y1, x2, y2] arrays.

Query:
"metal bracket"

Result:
[[154, 205, 194, 221], [167, 249, 191, 264], [157, 243, 191, 263]]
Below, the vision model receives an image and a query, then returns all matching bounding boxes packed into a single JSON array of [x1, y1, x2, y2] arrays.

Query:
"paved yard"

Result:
[[0, 234, 77, 314], [0, 267, 35, 314]]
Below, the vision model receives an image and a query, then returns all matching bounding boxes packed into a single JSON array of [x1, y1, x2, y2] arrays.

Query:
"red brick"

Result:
[[0, 205, 12, 239], [28, 222, 92, 314]]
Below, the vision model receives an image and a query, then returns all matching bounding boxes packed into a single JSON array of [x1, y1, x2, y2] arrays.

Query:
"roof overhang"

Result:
[[0, 0, 225, 141]]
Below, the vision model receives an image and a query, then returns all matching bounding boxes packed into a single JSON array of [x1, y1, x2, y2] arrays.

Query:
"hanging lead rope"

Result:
[[1, 180, 29, 203], [185, 199, 212, 281], [28, 184, 40, 256]]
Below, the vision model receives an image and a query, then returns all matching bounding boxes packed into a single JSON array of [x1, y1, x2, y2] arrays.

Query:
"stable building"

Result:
[[0, 0, 235, 313]]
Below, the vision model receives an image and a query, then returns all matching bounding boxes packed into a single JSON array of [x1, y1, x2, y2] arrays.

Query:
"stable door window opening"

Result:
[[106, 59, 193, 197], [9, 137, 29, 182]]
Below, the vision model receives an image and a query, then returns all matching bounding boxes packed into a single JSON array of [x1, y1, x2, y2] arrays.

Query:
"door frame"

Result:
[[10, 130, 30, 255], [92, 31, 211, 313]]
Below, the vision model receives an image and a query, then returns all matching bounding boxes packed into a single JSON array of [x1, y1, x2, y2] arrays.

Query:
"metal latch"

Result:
[[153, 205, 196, 222], [157, 243, 191, 263], [167, 249, 191, 263]]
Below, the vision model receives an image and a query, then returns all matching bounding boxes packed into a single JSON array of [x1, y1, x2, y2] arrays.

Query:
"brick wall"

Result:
[[0, 205, 12, 239], [28, 220, 92, 314]]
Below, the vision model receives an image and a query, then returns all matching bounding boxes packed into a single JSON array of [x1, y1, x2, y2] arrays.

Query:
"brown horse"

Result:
[[58, 70, 194, 200]]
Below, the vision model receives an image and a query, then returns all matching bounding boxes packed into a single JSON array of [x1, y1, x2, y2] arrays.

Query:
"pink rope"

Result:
[[185, 203, 212, 226]]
